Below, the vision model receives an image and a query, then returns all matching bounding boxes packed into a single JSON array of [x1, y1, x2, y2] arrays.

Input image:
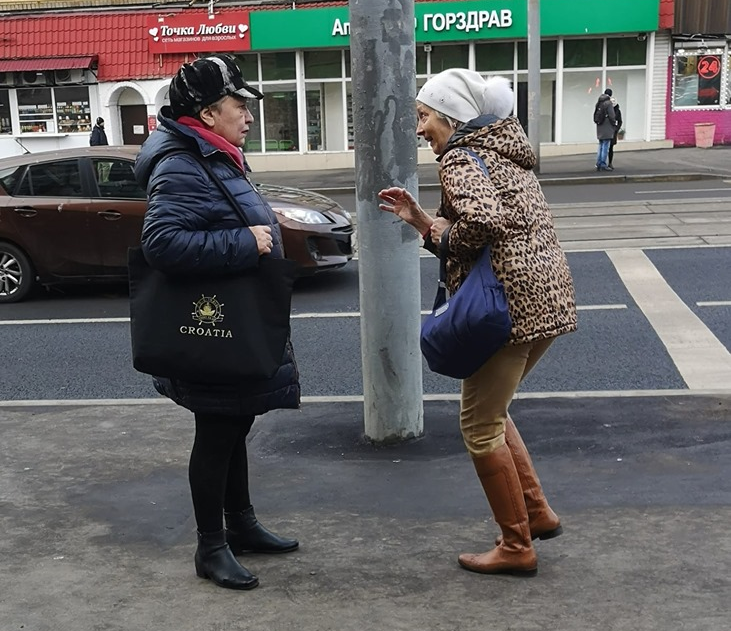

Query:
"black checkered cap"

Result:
[[169, 54, 263, 119]]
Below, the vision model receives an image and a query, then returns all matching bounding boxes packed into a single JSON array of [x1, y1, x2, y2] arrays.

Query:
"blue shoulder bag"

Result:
[[419, 149, 512, 379]]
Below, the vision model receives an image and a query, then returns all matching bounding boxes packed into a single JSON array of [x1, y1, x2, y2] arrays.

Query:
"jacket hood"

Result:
[[135, 107, 229, 188], [598, 94, 611, 104], [442, 115, 536, 170]]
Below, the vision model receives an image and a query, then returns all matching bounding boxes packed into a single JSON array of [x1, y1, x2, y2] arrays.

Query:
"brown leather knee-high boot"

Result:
[[494, 417, 562, 546], [458, 443, 538, 576]]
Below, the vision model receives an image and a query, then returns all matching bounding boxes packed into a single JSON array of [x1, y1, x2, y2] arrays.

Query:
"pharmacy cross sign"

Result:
[[146, 12, 252, 54]]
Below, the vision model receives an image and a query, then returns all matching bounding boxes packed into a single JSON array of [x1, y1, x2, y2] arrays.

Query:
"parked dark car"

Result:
[[0, 146, 354, 303]]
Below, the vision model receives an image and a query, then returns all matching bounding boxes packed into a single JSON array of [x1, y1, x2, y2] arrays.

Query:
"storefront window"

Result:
[[304, 50, 341, 79], [245, 107, 262, 154], [0, 89, 11, 134], [306, 88, 323, 151], [605, 69, 647, 139], [674, 53, 723, 107], [517, 40, 558, 70], [475, 42, 514, 72], [261, 85, 298, 151], [55, 86, 91, 134], [430, 44, 468, 73], [305, 81, 347, 151], [237, 54, 259, 83], [515, 72, 557, 142], [260, 53, 296, 81], [416, 47, 427, 75], [17, 88, 55, 133], [561, 70, 605, 143], [564, 39, 603, 68], [607, 37, 647, 66]]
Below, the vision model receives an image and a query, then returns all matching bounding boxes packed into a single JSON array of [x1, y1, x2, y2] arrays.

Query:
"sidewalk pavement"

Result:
[[253, 145, 731, 192], [2, 395, 730, 630]]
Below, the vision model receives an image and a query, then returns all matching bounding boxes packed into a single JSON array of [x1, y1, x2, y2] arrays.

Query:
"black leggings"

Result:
[[189, 413, 256, 533]]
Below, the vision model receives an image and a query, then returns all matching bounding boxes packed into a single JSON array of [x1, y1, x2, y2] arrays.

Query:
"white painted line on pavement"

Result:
[[577, 304, 627, 311], [607, 249, 731, 390], [0, 389, 729, 408], [697, 301, 731, 307], [634, 188, 731, 195], [0, 304, 627, 326], [0, 317, 130, 325]]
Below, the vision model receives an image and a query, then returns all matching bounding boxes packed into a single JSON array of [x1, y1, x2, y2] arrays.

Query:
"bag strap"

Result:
[[159, 150, 258, 229], [196, 158, 250, 227], [437, 148, 491, 283]]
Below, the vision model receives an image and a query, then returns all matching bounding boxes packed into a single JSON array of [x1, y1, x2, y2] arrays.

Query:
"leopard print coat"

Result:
[[431, 115, 577, 345]]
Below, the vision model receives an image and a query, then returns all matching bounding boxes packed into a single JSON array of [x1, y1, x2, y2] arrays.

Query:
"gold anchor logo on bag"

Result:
[[179, 295, 233, 338]]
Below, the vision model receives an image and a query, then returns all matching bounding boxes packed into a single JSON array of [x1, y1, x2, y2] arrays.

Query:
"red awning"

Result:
[[0, 56, 97, 72]]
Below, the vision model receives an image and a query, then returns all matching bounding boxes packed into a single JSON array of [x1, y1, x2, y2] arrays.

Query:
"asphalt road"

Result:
[[1, 245, 729, 402]]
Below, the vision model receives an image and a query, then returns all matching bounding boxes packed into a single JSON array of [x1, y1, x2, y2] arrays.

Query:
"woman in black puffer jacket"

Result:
[[134, 54, 299, 591]]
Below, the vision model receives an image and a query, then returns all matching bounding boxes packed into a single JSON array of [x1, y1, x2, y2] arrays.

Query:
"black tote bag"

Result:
[[129, 248, 298, 384], [129, 153, 299, 384]]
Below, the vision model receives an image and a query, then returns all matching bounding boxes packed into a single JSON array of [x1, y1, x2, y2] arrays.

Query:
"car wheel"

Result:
[[0, 242, 34, 304]]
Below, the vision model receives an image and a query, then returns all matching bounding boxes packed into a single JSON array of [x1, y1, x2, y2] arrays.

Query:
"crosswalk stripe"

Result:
[[607, 249, 731, 390]]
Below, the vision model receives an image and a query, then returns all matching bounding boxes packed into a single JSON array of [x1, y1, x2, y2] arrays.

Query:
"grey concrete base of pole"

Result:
[[349, 0, 424, 443]]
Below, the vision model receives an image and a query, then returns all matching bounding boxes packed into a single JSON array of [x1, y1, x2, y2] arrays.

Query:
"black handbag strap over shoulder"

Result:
[[197, 158, 251, 227], [437, 147, 491, 284]]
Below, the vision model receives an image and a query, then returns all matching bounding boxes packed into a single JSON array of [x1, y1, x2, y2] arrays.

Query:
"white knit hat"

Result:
[[416, 69, 514, 123]]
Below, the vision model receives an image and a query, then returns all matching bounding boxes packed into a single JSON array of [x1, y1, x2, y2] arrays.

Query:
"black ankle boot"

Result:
[[194, 530, 259, 590], [225, 506, 299, 554]]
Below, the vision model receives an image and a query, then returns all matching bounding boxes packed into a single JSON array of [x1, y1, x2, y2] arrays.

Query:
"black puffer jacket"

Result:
[[133, 107, 300, 416]]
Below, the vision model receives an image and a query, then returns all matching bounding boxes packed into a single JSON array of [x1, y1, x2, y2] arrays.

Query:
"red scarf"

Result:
[[177, 116, 245, 172]]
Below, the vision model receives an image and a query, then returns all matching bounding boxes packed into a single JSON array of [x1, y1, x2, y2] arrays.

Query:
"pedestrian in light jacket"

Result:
[[378, 70, 577, 578], [594, 89, 616, 171], [134, 54, 300, 592]]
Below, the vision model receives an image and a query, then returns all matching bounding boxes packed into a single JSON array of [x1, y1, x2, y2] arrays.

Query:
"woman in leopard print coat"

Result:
[[379, 69, 577, 578]]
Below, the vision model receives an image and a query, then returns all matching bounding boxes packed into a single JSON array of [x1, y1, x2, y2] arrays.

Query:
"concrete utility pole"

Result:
[[349, 0, 424, 443], [527, 0, 541, 172]]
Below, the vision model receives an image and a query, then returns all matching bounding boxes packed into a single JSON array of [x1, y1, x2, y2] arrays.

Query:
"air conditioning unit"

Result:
[[20, 71, 43, 86], [54, 68, 85, 85]]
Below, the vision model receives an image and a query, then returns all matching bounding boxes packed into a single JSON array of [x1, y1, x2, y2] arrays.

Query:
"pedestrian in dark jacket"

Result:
[[134, 54, 300, 591], [90, 117, 108, 146], [594, 89, 616, 171], [607, 91, 623, 169]]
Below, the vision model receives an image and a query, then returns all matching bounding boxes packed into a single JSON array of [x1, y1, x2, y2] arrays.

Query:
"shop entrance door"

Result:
[[120, 105, 149, 145]]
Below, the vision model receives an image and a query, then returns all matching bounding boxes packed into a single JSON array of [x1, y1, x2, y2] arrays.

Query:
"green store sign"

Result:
[[249, 0, 660, 50]]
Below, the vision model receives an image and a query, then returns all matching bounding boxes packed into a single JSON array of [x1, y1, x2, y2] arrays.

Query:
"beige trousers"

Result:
[[459, 338, 554, 457]]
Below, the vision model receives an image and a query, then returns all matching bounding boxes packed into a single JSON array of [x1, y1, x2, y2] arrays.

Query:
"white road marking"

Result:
[[607, 249, 731, 390], [0, 317, 130, 325], [634, 188, 731, 195], [697, 301, 731, 307], [0, 303, 628, 326], [0, 389, 728, 408]]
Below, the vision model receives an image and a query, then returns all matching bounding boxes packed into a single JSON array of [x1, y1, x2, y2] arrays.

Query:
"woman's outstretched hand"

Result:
[[378, 187, 433, 236]]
